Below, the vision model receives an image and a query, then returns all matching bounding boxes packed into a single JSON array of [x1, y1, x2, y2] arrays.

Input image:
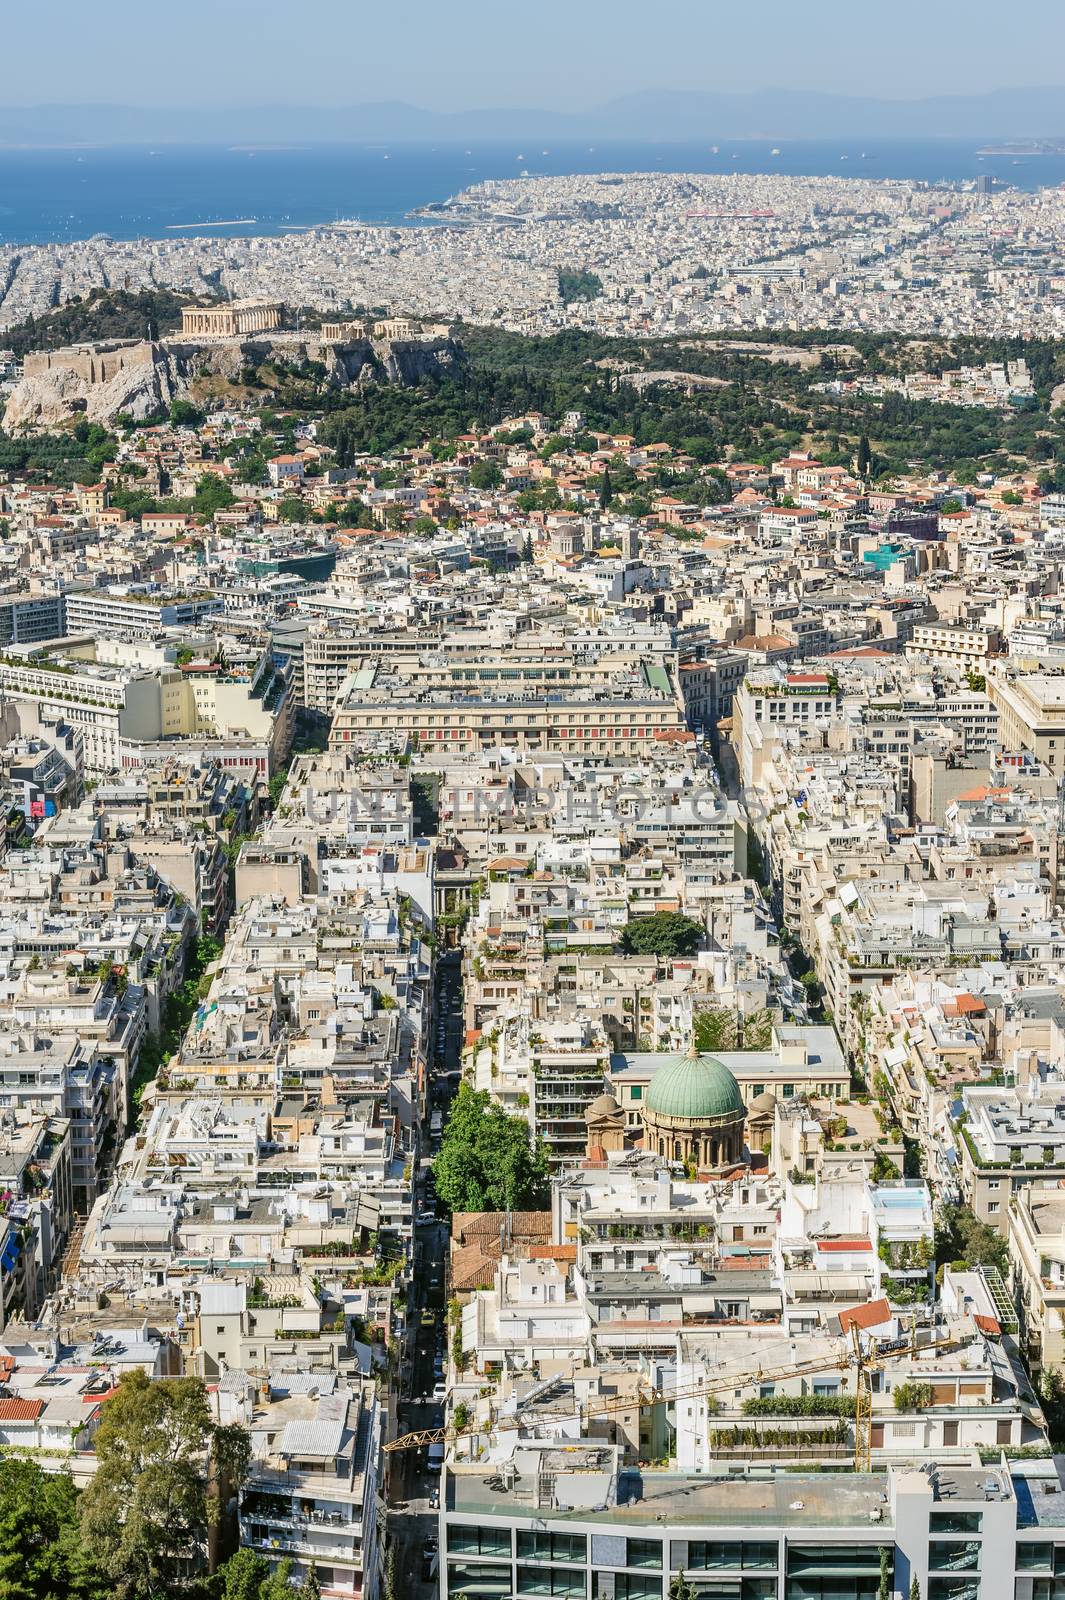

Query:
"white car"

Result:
[[432, 1382, 447, 1401]]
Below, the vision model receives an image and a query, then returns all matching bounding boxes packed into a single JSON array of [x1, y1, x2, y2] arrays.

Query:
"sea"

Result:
[[0, 137, 1063, 246]]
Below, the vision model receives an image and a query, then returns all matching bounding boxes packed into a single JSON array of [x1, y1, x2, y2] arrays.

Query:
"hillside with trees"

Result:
[[1, 288, 194, 357]]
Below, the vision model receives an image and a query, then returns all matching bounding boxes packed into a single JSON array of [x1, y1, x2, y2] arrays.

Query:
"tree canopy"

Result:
[[193, 473, 236, 518], [79, 1370, 249, 1600], [221, 1550, 321, 1600], [0, 1457, 105, 1600], [433, 1083, 549, 1214], [468, 461, 503, 490], [935, 1201, 1008, 1277], [620, 911, 704, 958]]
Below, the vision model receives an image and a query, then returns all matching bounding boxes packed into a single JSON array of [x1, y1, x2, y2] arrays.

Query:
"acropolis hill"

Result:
[[3, 307, 462, 431]]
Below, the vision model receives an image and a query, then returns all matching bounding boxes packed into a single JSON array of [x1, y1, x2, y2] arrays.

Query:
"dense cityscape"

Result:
[[2, 170, 1065, 341], [5, 64, 1065, 1600]]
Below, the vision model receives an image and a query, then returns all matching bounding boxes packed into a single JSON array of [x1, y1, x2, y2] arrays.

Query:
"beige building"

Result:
[[1008, 1183, 1065, 1378], [988, 673, 1065, 772], [180, 300, 282, 337], [329, 655, 689, 758], [0, 644, 291, 775], [906, 621, 1002, 669]]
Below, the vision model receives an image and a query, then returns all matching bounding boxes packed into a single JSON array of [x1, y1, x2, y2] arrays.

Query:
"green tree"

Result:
[[620, 911, 704, 958], [219, 1550, 322, 1600], [693, 1007, 738, 1053], [856, 434, 872, 477], [1038, 1368, 1065, 1448], [169, 399, 203, 428], [558, 270, 604, 305], [79, 1370, 249, 1600], [433, 1084, 549, 1215], [935, 1202, 1008, 1276], [221, 1549, 272, 1600], [235, 455, 267, 486], [0, 1457, 105, 1600], [469, 461, 503, 490], [910, 1579, 921, 1600], [277, 497, 309, 524], [892, 1380, 934, 1412], [193, 473, 235, 519], [599, 465, 613, 511]]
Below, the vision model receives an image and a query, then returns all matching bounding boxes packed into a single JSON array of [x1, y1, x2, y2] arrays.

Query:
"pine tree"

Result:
[[600, 466, 613, 511], [857, 433, 872, 477], [910, 1578, 921, 1600]]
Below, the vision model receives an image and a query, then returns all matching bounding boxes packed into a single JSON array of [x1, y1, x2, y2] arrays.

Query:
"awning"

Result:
[[0, 1235, 22, 1273]]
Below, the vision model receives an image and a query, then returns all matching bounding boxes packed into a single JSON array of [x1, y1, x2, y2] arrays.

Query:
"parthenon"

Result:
[[180, 300, 282, 337]]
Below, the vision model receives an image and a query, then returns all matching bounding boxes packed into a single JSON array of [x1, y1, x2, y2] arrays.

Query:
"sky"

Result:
[[6, 0, 1065, 108]]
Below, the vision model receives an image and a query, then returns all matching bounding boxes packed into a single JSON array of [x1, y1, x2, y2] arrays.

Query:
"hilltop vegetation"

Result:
[[315, 323, 1065, 484], [1, 288, 193, 357], [5, 307, 1065, 490]]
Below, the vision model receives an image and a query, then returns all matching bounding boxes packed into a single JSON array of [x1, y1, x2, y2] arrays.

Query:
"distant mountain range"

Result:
[[1, 88, 1063, 146]]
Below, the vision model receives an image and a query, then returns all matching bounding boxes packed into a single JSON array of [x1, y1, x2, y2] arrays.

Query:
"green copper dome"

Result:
[[645, 1051, 744, 1122]]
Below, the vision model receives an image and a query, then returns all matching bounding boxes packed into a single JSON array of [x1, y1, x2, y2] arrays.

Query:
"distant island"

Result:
[[977, 140, 1065, 155]]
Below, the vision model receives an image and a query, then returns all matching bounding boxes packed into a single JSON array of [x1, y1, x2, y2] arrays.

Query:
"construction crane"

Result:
[[385, 1326, 967, 1470]]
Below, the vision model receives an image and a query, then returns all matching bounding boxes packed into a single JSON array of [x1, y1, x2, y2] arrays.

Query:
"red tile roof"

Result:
[[528, 1244, 577, 1262], [839, 1298, 891, 1332], [0, 1398, 43, 1421]]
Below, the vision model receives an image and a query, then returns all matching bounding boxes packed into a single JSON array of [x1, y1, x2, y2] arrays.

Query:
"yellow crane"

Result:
[[385, 1327, 966, 1469]]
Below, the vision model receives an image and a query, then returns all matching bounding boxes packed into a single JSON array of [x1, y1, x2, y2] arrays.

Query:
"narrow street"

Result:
[[385, 948, 465, 1599]]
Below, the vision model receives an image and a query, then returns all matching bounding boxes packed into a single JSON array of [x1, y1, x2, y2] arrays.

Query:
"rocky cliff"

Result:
[[2, 333, 464, 432]]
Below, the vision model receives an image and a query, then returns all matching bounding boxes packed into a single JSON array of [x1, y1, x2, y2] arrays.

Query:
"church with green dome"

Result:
[[641, 1043, 747, 1170]]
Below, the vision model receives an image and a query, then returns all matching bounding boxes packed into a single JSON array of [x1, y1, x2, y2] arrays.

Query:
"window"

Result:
[[630, 1086, 642, 1101], [449, 1564, 512, 1599], [1029, 1580, 1065, 1600], [685, 1544, 777, 1573], [928, 1580, 982, 1600], [517, 1569, 586, 1599], [1016, 1544, 1054, 1574], [612, 1579, 660, 1600], [518, 1534, 587, 1565], [929, 1542, 980, 1572], [449, 1527, 512, 1559], [930, 1513, 982, 1535], [626, 1542, 661, 1571]]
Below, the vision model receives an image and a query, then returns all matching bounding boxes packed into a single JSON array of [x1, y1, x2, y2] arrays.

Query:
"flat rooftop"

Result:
[[449, 1468, 893, 1529]]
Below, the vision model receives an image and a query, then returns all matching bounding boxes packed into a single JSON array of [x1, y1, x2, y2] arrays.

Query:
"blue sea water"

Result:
[[0, 138, 1063, 245]]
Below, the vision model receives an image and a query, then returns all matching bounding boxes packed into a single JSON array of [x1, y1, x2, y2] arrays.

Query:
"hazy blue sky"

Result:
[[8, 0, 1064, 107]]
